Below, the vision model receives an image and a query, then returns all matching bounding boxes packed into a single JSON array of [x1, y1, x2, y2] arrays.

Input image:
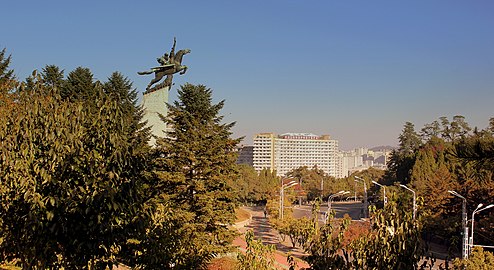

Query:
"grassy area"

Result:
[[235, 207, 251, 223], [207, 256, 238, 270]]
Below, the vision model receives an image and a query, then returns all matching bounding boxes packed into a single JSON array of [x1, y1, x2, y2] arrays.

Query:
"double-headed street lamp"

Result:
[[328, 190, 350, 212], [470, 203, 494, 255], [325, 191, 349, 224], [372, 181, 387, 206], [399, 185, 416, 220], [448, 190, 469, 260], [355, 176, 368, 218], [280, 180, 298, 220]]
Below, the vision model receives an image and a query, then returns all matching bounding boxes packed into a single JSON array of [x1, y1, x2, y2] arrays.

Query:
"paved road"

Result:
[[292, 201, 364, 222]]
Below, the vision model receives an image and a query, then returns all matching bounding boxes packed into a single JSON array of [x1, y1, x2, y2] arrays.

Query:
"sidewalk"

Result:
[[234, 206, 309, 270]]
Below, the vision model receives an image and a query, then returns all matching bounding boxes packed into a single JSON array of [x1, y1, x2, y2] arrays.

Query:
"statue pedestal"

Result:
[[142, 85, 170, 146]]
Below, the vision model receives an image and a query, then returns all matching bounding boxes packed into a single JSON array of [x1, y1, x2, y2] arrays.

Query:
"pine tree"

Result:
[[41, 65, 64, 89], [0, 48, 16, 94], [387, 122, 422, 184], [103, 71, 150, 143], [61, 66, 99, 102], [138, 83, 241, 268]]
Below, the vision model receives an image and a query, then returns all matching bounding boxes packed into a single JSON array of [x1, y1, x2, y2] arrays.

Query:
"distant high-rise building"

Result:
[[236, 145, 254, 166], [339, 146, 393, 177], [253, 132, 339, 177]]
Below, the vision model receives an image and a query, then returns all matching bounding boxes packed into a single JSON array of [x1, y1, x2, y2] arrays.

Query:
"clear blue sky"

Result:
[[2, 1, 493, 150]]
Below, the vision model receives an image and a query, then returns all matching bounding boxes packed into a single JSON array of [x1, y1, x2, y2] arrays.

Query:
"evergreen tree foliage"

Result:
[[386, 122, 422, 183], [410, 138, 456, 213], [61, 66, 99, 102], [131, 83, 241, 269], [450, 115, 472, 141], [420, 120, 441, 141], [454, 133, 494, 172], [489, 117, 494, 134], [41, 65, 64, 89], [439, 115, 472, 142], [0, 48, 16, 94], [386, 116, 494, 252], [103, 71, 150, 144]]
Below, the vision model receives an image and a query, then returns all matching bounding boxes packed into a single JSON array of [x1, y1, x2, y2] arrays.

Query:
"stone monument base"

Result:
[[142, 85, 170, 146]]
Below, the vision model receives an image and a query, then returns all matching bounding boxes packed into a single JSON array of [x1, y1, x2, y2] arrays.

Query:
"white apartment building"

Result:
[[253, 132, 339, 177]]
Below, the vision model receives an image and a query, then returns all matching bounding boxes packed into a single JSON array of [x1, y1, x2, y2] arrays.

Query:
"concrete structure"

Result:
[[141, 86, 169, 146], [236, 145, 254, 166], [253, 132, 339, 177]]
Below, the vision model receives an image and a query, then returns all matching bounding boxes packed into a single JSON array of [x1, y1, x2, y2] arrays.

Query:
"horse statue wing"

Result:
[[137, 70, 153, 75], [137, 63, 175, 75]]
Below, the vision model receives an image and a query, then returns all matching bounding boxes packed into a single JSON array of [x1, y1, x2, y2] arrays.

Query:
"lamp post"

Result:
[[325, 191, 350, 224], [400, 185, 416, 220], [328, 191, 350, 212], [448, 190, 469, 260], [372, 180, 387, 206], [280, 180, 298, 220], [355, 176, 367, 218], [470, 203, 494, 256], [320, 177, 324, 201]]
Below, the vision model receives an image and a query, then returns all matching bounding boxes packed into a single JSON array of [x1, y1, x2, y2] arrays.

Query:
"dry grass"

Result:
[[207, 256, 238, 270], [235, 207, 251, 223]]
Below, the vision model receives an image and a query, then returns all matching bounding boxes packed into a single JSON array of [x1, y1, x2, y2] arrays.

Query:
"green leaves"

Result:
[[0, 72, 150, 269], [237, 230, 276, 270], [300, 196, 423, 270]]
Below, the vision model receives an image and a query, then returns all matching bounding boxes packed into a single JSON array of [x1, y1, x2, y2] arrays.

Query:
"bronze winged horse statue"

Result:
[[138, 39, 191, 91]]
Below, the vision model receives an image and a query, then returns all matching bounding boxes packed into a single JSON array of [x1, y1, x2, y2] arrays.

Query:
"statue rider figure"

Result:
[[157, 37, 176, 67]]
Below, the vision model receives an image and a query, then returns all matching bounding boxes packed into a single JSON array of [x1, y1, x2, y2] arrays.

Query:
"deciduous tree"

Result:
[[0, 76, 148, 268]]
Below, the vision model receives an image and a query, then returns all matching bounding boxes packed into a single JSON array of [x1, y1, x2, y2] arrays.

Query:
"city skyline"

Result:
[[2, 1, 493, 150]]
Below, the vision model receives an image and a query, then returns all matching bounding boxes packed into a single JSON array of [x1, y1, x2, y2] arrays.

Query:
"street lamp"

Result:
[[328, 190, 350, 212], [280, 180, 298, 220], [448, 190, 469, 260], [400, 185, 416, 220], [355, 176, 368, 218], [325, 191, 350, 224], [372, 181, 387, 206], [470, 203, 494, 255]]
